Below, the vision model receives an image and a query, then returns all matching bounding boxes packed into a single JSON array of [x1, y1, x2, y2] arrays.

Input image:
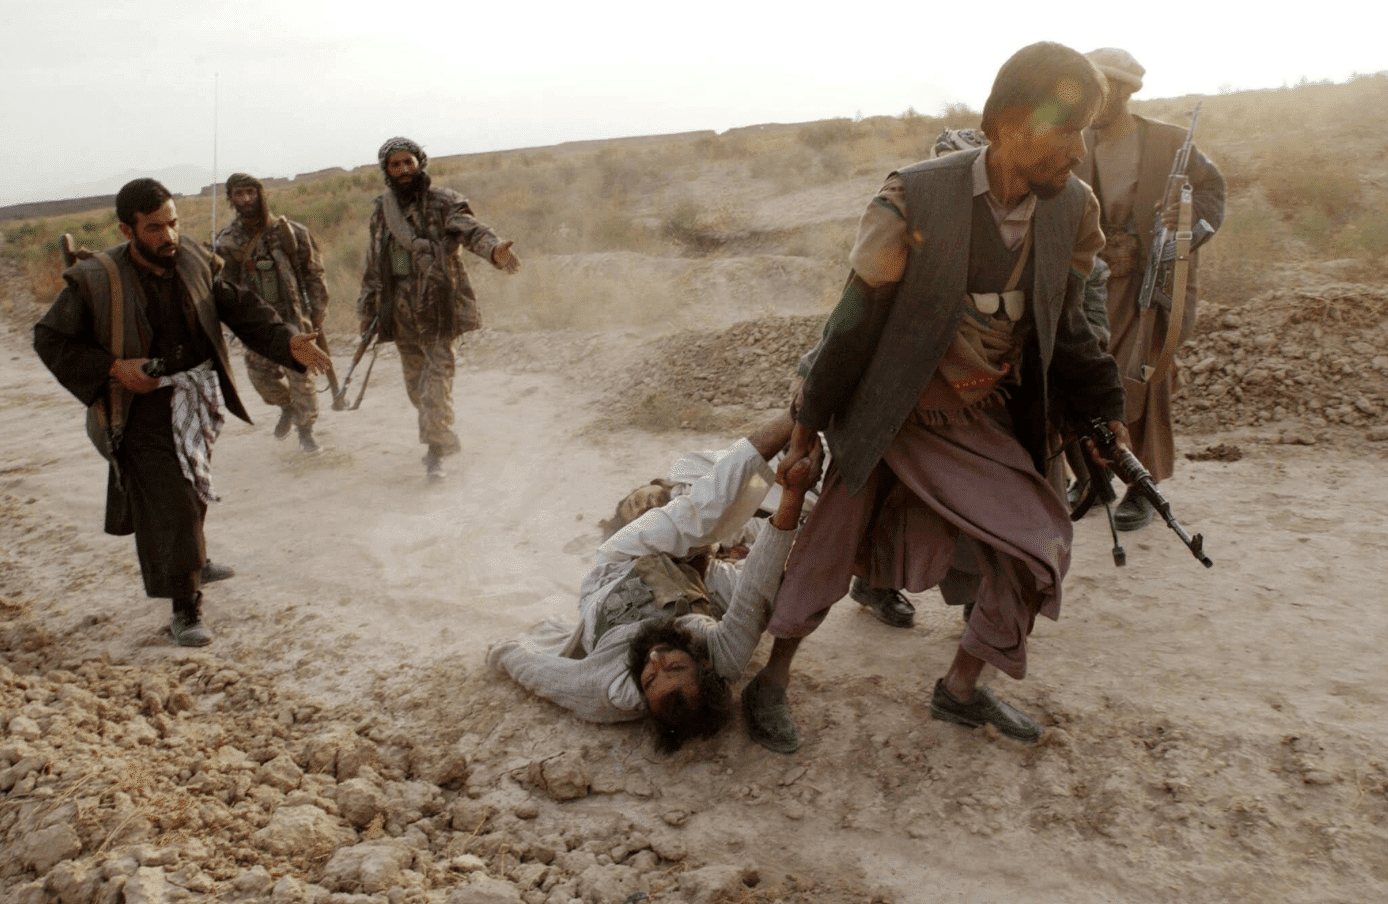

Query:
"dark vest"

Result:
[[825, 148, 1090, 496], [968, 194, 1035, 298], [63, 238, 253, 457]]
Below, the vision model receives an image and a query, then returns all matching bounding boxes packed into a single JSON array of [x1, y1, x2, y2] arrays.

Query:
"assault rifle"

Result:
[[332, 314, 379, 411], [1071, 418, 1213, 569], [313, 329, 341, 400], [1136, 102, 1209, 313]]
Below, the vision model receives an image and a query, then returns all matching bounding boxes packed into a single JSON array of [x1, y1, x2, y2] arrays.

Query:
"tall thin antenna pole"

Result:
[[211, 73, 219, 246]]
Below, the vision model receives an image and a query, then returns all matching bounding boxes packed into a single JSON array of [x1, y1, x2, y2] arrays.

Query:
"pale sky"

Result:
[[1, 0, 1382, 205]]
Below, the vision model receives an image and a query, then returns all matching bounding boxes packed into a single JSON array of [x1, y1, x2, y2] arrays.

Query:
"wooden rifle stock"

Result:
[[314, 330, 341, 400], [332, 315, 380, 411]]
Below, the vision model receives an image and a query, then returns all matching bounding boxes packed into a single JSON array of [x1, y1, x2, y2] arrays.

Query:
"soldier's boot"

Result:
[[423, 445, 445, 481], [273, 406, 294, 440], [298, 425, 320, 455], [1114, 486, 1155, 531], [200, 561, 235, 584], [170, 593, 212, 647]]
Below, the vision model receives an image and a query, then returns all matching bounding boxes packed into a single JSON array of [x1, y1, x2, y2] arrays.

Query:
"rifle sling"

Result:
[[1140, 187, 1193, 385], [381, 191, 428, 260], [93, 252, 128, 446]]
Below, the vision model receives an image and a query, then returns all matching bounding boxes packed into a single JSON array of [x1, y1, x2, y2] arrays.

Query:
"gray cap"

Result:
[[1086, 48, 1145, 92]]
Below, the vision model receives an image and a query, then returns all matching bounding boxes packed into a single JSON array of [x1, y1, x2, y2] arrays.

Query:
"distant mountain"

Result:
[[0, 165, 215, 207]]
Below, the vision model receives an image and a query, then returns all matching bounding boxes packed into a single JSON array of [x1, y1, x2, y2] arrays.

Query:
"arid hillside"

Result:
[[4, 74, 1386, 336]]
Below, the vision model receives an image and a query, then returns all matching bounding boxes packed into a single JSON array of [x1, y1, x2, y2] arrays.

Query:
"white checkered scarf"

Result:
[[160, 361, 225, 504]]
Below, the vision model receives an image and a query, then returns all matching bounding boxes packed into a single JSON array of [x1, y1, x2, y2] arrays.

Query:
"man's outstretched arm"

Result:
[[596, 412, 792, 568], [706, 437, 823, 680]]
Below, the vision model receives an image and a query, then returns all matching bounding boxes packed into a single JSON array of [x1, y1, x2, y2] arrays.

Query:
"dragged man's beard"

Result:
[[234, 201, 263, 221]]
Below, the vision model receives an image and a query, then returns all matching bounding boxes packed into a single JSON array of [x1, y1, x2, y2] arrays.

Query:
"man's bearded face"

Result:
[[1011, 114, 1091, 199], [231, 185, 262, 219], [385, 150, 422, 193], [1020, 124, 1087, 199], [124, 199, 181, 267]]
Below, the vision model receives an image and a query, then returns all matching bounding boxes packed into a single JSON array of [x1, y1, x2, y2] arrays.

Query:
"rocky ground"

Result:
[[4, 234, 1388, 902]]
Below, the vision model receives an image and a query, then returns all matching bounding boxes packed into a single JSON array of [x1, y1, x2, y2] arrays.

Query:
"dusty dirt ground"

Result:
[[4, 255, 1388, 904]]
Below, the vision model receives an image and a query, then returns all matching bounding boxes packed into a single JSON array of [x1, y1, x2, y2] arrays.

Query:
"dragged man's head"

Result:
[[626, 618, 733, 754]]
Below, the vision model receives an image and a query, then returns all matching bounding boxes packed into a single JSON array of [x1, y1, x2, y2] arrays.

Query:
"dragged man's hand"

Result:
[[780, 434, 823, 494], [775, 423, 817, 484]]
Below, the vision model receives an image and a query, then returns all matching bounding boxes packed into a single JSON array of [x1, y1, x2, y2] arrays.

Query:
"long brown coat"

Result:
[[1074, 115, 1226, 480]]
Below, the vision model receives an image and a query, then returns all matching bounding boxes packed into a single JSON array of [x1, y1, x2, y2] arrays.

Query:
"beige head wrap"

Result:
[[1086, 48, 1144, 92]]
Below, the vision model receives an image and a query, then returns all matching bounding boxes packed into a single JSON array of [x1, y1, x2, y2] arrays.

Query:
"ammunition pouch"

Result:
[[252, 257, 279, 306], [389, 237, 413, 277]]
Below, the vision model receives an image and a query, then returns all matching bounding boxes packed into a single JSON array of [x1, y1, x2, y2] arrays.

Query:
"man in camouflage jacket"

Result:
[[215, 173, 330, 453], [357, 137, 521, 479]]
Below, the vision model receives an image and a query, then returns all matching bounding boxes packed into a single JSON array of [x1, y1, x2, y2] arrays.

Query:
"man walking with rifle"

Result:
[[215, 173, 332, 454], [356, 137, 522, 481], [1074, 49, 1226, 530], [35, 178, 331, 646]]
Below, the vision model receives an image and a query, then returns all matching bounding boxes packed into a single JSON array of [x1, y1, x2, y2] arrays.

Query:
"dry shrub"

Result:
[[4, 78, 1385, 338], [21, 258, 62, 311], [799, 118, 860, 151], [939, 101, 978, 129], [1260, 146, 1363, 226], [479, 255, 683, 332], [4, 213, 122, 315], [659, 198, 749, 255], [1266, 285, 1388, 326], [1198, 190, 1293, 306]]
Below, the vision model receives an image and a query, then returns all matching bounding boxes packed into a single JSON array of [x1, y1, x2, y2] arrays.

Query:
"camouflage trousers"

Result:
[[245, 350, 318, 428], [397, 337, 461, 455]]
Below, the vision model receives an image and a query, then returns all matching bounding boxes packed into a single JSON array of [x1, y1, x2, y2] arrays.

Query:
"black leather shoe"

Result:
[[849, 576, 915, 628], [930, 679, 1041, 743], [273, 407, 294, 440], [742, 674, 800, 753], [1114, 488, 1154, 531], [200, 561, 235, 584]]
